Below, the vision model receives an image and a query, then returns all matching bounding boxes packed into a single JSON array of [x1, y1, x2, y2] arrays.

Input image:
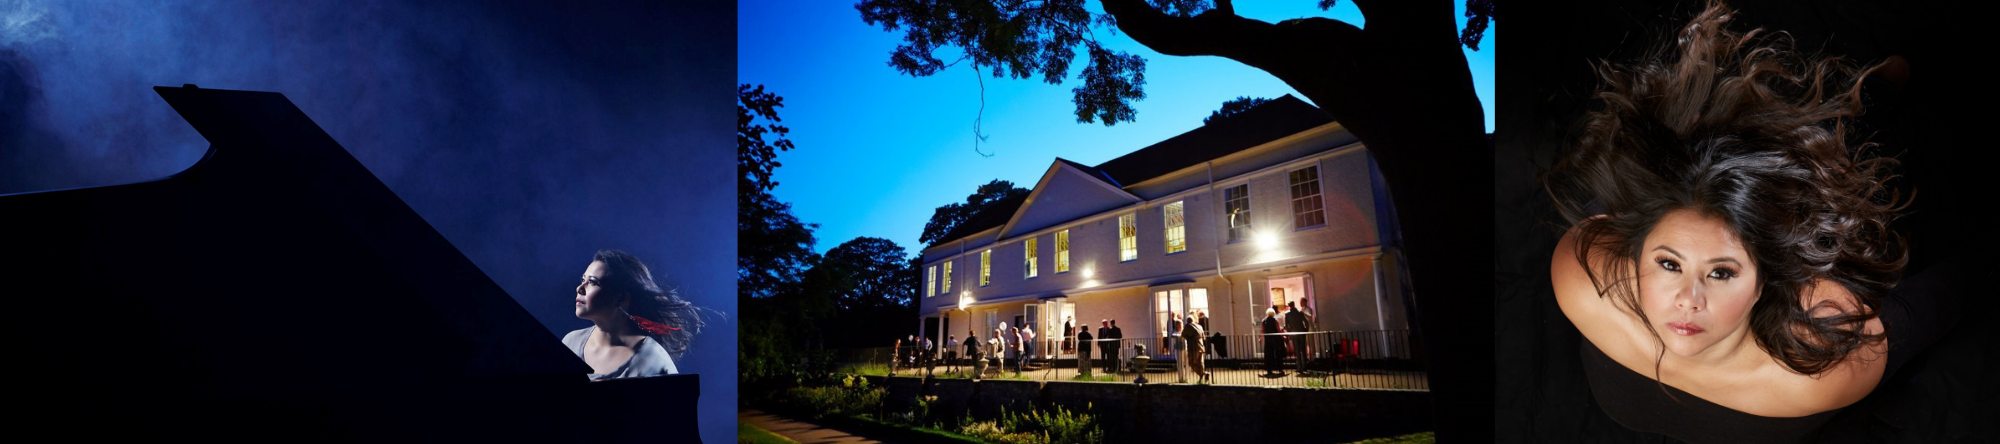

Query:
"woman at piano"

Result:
[[563, 250, 710, 380]]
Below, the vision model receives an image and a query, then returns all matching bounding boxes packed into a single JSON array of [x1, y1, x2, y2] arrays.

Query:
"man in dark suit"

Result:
[[1108, 320, 1125, 373], [1075, 325, 1094, 377], [1285, 301, 1309, 373], [1097, 320, 1113, 373]]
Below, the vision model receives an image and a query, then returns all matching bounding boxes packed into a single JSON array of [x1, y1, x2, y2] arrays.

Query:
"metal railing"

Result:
[[867, 330, 1427, 391]]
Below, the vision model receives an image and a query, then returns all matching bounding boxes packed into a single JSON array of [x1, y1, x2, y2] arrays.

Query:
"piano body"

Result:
[[0, 85, 698, 442]]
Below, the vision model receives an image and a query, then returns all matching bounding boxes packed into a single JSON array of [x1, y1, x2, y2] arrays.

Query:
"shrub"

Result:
[[999, 404, 1104, 444], [777, 385, 884, 420]]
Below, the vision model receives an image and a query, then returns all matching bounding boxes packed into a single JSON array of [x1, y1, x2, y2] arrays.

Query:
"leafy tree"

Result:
[[738, 84, 819, 302], [1204, 96, 1273, 124], [740, 84, 795, 196], [858, 0, 1493, 131], [820, 237, 917, 313], [919, 179, 1030, 247], [805, 237, 920, 348], [738, 84, 825, 384], [857, 2, 1496, 438]]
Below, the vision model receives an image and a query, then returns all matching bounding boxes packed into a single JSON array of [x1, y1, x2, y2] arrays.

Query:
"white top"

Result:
[[561, 326, 678, 380]]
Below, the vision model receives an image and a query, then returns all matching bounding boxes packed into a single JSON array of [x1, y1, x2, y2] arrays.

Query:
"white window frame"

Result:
[[979, 250, 991, 287], [1289, 166, 1327, 229], [1224, 184, 1250, 243], [1118, 213, 1137, 262], [1024, 238, 1039, 279], [1055, 230, 1070, 273]]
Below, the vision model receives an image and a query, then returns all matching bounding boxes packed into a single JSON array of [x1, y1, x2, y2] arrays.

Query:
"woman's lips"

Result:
[[1667, 321, 1705, 336]]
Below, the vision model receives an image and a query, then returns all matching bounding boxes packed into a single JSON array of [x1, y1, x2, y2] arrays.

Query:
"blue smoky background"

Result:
[[0, 0, 733, 440]]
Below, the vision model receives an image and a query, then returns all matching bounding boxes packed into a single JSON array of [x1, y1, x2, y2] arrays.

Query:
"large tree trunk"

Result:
[[1104, 0, 1491, 439]]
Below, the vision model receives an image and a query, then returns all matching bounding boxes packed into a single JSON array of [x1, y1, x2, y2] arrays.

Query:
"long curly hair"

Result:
[[592, 250, 716, 359], [1544, 1, 1907, 377]]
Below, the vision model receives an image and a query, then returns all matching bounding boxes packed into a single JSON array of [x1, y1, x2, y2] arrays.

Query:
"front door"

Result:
[[1022, 304, 1039, 358]]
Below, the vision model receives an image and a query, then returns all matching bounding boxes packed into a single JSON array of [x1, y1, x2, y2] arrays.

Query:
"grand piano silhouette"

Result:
[[0, 85, 699, 442]]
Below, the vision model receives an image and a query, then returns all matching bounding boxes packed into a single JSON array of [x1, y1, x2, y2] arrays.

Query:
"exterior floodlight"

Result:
[[1256, 231, 1280, 251]]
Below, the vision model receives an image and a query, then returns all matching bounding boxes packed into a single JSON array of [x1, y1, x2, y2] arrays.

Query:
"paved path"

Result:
[[739, 409, 882, 444]]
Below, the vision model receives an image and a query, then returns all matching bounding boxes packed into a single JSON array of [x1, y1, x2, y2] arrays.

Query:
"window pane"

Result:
[[1289, 166, 1326, 229], [1164, 201, 1185, 254], [1025, 238, 1038, 278], [1056, 231, 1072, 272], [1224, 184, 1250, 242], [1119, 213, 1137, 261]]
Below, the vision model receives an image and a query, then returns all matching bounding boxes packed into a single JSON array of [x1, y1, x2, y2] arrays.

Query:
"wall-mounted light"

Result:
[[1255, 231, 1280, 251], [958, 291, 972, 311]]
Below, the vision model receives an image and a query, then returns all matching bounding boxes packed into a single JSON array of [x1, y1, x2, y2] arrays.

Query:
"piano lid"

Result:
[[1, 85, 591, 402]]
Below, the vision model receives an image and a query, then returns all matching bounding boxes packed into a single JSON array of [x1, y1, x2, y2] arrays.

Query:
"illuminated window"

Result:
[[1119, 213, 1137, 262], [979, 250, 991, 287], [926, 265, 936, 297], [942, 261, 952, 293], [1164, 201, 1186, 254], [1289, 166, 1326, 228], [1055, 230, 1070, 273], [1024, 238, 1038, 279], [1224, 184, 1250, 242]]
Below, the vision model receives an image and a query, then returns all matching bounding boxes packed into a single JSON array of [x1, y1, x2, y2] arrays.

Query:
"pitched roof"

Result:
[[933, 193, 1029, 247], [929, 95, 1331, 248], [1093, 95, 1331, 186]]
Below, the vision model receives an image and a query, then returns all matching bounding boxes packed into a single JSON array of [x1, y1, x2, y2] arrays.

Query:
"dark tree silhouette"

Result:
[[808, 237, 921, 348], [919, 179, 1030, 247], [738, 84, 825, 383], [1205, 96, 1273, 124], [820, 237, 917, 312], [738, 84, 818, 302], [740, 84, 795, 196], [858, 2, 1495, 438]]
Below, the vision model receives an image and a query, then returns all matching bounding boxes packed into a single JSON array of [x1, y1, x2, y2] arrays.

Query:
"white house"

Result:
[[916, 95, 1414, 362]]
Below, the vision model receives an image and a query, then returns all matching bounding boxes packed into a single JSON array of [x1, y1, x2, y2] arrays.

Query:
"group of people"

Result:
[[945, 322, 1037, 378], [890, 334, 941, 375], [891, 301, 1317, 382], [1259, 301, 1316, 376], [1168, 312, 1213, 382]]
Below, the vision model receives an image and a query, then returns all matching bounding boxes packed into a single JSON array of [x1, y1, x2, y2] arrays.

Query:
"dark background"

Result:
[[0, 1, 734, 441], [1497, 0, 1998, 442]]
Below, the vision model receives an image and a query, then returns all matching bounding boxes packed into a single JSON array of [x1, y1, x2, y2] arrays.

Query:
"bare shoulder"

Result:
[[1551, 218, 1636, 347], [1768, 280, 1889, 413]]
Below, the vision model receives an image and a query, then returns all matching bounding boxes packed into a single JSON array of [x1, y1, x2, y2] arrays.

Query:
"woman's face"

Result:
[[575, 260, 623, 321], [1638, 209, 1761, 358]]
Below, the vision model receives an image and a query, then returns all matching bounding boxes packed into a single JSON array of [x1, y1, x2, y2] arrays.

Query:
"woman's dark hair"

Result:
[[1544, 1, 1906, 377], [592, 249, 715, 359]]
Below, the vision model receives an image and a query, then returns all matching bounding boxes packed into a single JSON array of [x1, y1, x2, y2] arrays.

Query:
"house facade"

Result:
[[916, 96, 1414, 361]]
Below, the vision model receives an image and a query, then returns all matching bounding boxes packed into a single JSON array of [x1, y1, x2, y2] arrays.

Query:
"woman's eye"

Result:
[[1658, 259, 1680, 272], [1708, 269, 1735, 280]]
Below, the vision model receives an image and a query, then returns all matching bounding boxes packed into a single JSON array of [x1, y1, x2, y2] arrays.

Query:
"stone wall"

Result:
[[876, 375, 1431, 443]]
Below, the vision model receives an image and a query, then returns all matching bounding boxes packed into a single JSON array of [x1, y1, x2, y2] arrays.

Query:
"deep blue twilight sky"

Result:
[[0, 1, 734, 440], [740, 1, 1495, 255]]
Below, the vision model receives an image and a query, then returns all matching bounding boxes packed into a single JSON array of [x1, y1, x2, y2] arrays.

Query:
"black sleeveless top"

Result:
[[1580, 339, 1840, 443]]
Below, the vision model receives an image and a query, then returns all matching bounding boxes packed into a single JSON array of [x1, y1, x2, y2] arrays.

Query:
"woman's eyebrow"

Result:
[[1705, 257, 1741, 266], [1652, 245, 1683, 258]]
